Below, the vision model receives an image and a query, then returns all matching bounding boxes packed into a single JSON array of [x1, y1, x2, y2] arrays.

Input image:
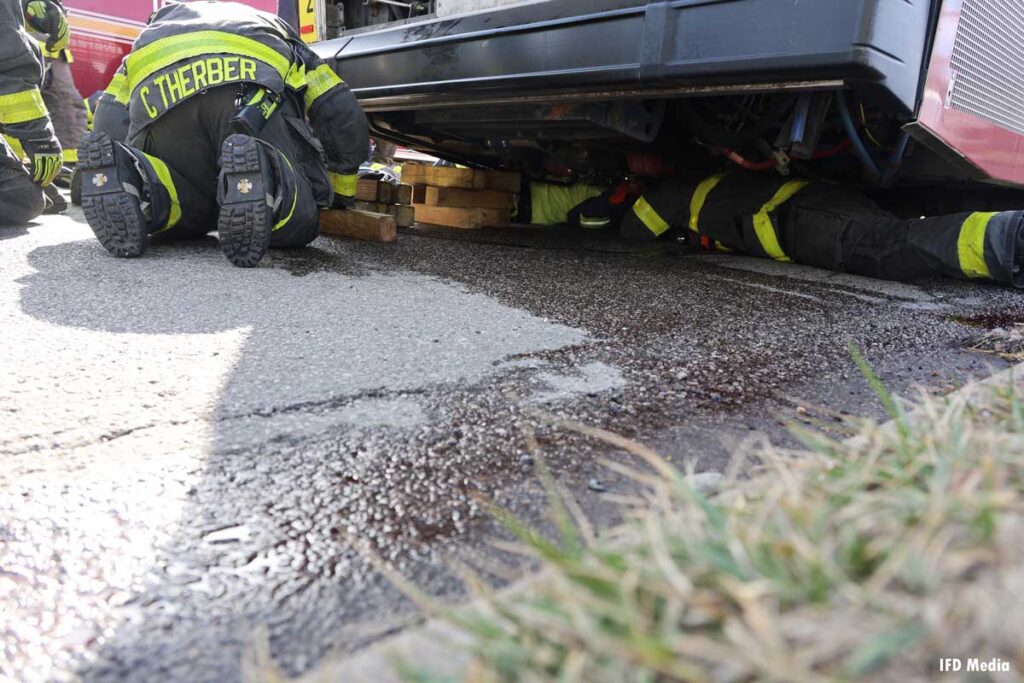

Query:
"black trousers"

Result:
[[775, 183, 1024, 287], [0, 137, 44, 226], [620, 174, 1024, 287], [127, 85, 329, 247]]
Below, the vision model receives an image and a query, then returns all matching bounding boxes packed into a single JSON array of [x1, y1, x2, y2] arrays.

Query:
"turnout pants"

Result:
[[774, 183, 1024, 287], [41, 58, 87, 164], [126, 85, 330, 247], [622, 174, 1024, 288], [0, 136, 44, 225]]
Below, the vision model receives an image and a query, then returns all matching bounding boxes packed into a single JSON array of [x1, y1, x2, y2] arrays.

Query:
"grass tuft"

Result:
[[421, 367, 1024, 682]]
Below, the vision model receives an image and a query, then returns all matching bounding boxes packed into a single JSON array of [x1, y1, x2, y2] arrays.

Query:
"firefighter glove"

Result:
[[23, 136, 63, 187], [24, 0, 70, 52]]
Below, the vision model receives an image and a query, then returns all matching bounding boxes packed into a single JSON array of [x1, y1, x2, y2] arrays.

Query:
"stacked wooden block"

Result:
[[353, 178, 416, 228], [404, 164, 521, 229], [319, 178, 415, 243]]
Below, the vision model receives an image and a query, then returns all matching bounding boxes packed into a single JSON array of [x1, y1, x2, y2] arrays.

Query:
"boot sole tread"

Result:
[[80, 134, 148, 258], [218, 136, 271, 268]]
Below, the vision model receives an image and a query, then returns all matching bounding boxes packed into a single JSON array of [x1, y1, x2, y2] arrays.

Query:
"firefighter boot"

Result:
[[43, 184, 67, 215], [216, 134, 276, 268], [79, 132, 150, 257]]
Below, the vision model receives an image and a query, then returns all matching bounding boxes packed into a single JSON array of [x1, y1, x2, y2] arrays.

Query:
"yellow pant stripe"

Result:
[[689, 173, 726, 233], [752, 180, 809, 262], [0, 88, 48, 125], [142, 153, 182, 234], [632, 195, 670, 237], [125, 32, 291, 93], [958, 212, 995, 279], [274, 156, 298, 232]]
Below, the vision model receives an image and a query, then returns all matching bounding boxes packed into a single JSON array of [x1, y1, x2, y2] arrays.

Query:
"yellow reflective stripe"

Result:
[[4, 134, 25, 160], [38, 43, 72, 62], [958, 212, 995, 279], [303, 64, 343, 112], [689, 173, 725, 233], [143, 153, 182, 234], [105, 71, 129, 105], [125, 32, 291, 93], [274, 156, 298, 232], [752, 180, 808, 262], [285, 62, 306, 90], [62, 148, 77, 163], [0, 88, 48, 125], [579, 216, 610, 229], [329, 172, 358, 198], [632, 195, 670, 237]]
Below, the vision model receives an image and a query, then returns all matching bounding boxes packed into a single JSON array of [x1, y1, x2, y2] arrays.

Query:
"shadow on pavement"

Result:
[[15, 236, 587, 681], [0, 225, 30, 241], [17, 225, 1010, 681]]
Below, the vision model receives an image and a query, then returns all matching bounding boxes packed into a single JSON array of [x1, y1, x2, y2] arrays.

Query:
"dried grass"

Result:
[[423, 360, 1024, 682]]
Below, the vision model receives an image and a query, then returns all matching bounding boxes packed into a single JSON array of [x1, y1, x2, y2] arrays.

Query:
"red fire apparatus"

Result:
[[61, 0, 1024, 200], [64, 0, 306, 97]]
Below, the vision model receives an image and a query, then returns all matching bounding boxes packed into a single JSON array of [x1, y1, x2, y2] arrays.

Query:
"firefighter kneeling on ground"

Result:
[[0, 0, 69, 225], [83, 0, 368, 267]]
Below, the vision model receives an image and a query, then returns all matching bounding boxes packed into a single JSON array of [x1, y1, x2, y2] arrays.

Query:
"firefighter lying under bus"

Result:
[[520, 173, 1023, 288]]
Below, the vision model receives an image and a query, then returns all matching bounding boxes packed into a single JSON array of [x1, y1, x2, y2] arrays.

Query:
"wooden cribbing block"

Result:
[[320, 209, 396, 242], [392, 204, 415, 228], [355, 179, 378, 202], [402, 165, 475, 189], [475, 169, 521, 194], [355, 179, 393, 204], [354, 201, 416, 227], [393, 184, 414, 206], [402, 164, 521, 193], [412, 204, 510, 230], [354, 200, 385, 213], [424, 186, 515, 209]]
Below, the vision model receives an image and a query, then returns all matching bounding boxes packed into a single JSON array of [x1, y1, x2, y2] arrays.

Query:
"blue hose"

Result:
[[836, 94, 882, 182], [882, 131, 911, 188]]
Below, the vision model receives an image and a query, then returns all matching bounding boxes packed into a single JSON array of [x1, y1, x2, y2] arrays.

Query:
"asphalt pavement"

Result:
[[2, 207, 1021, 682]]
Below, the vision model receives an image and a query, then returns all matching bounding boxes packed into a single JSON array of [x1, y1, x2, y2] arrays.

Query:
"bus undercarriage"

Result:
[[315, 0, 1024, 214]]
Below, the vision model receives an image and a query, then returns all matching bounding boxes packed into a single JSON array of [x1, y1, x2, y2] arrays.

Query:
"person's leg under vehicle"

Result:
[[776, 183, 1024, 288]]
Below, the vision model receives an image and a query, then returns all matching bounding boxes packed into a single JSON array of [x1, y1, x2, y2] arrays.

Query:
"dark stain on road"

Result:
[[950, 310, 1024, 329], [7, 227, 1019, 682]]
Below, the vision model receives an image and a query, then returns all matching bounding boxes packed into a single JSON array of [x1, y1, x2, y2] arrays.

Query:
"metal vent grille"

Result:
[[949, 0, 1024, 136]]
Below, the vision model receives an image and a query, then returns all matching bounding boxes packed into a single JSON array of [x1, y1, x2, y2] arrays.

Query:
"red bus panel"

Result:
[[65, 0, 281, 97], [916, 0, 1024, 186]]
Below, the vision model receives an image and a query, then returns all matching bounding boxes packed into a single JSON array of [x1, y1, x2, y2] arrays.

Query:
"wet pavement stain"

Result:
[[951, 310, 1024, 329], [2, 214, 1021, 682]]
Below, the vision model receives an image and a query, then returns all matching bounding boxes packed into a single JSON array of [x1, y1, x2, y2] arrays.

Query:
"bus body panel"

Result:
[[915, 0, 1024, 185]]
